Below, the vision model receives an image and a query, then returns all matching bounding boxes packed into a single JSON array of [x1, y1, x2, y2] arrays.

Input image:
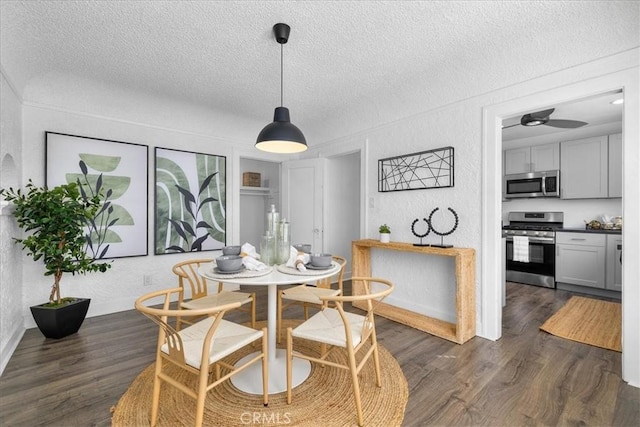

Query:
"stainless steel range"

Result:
[[503, 211, 564, 288]]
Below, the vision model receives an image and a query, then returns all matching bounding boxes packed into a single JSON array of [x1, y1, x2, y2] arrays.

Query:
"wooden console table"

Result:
[[352, 239, 476, 344]]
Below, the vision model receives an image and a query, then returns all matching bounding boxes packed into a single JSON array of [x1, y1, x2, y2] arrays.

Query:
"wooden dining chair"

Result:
[[135, 287, 268, 427], [276, 255, 347, 343], [285, 277, 394, 427], [173, 258, 256, 330]]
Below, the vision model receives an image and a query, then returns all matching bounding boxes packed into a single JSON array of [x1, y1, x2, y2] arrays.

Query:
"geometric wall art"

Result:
[[154, 147, 226, 255], [378, 146, 454, 192], [45, 132, 149, 259]]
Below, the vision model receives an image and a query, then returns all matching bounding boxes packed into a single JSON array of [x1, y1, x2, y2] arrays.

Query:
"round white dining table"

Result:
[[199, 261, 341, 394]]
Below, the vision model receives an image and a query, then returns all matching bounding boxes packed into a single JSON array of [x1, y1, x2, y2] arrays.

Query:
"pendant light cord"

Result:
[[280, 43, 284, 107], [255, 23, 307, 152]]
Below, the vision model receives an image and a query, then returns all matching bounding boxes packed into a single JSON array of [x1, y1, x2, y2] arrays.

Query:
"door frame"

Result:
[[482, 67, 640, 386]]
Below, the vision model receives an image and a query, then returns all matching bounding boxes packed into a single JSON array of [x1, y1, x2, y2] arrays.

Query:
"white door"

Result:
[[282, 158, 325, 253]]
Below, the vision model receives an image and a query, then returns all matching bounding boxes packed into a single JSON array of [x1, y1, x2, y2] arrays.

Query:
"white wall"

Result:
[[0, 71, 24, 374], [350, 100, 485, 323], [22, 75, 262, 146]]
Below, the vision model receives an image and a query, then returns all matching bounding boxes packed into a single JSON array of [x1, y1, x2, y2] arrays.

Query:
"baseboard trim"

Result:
[[556, 282, 621, 300], [0, 325, 25, 376]]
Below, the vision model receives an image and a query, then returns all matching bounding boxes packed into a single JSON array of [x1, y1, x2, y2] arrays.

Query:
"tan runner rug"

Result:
[[111, 319, 408, 426], [540, 296, 621, 352]]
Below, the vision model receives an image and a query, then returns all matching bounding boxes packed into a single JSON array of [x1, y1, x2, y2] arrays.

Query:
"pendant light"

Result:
[[255, 23, 308, 153]]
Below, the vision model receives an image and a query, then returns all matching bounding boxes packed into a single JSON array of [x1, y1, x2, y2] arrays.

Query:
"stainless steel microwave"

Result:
[[503, 170, 560, 199]]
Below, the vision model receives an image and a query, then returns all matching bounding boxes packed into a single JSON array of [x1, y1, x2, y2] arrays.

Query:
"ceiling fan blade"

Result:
[[529, 108, 555, 119], [544, 119, 588, 129], [501, 123, 521, 129]]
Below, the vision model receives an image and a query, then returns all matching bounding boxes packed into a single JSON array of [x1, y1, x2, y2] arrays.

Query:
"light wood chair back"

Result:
[[172, 258, 221, 300], [172, 258, 256, 330], [277, 255, 347, 343], [313, 255, 347, 290], [135, 287, 268, 427], [285, 277, 394, 426]]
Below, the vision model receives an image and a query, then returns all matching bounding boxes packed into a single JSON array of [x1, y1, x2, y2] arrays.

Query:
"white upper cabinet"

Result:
[[504, 142, 559, 175], [531, 143, 560, 172], [560, 136, 608, 199], [504, 147, 530, 175], [608, 133, 622, 198]]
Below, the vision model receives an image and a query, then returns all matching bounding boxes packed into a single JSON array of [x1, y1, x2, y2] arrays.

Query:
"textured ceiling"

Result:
[[1, 1, 638, 146]]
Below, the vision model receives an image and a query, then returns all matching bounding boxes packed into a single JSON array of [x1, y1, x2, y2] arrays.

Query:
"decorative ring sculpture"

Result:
[[410, 207, 458, 247], [411, 218, 431, 246], [428, 207, 459, 237]]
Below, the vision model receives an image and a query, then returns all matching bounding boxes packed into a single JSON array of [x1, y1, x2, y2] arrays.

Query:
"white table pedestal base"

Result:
[[198, 267, 340, 395], [230, 349, 311, 394]]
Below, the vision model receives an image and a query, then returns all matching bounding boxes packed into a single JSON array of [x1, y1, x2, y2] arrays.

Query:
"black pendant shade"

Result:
[[255, 23, 308, 153], [256, 107, 307, 153]]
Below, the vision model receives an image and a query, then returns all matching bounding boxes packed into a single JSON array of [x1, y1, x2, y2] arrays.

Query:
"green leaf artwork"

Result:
[[67, 154, 136, 259], [45, 132, 148, 259], [155, 148, 226, 254]]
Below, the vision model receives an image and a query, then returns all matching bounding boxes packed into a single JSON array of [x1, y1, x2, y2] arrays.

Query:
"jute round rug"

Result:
[[111, 320, 408, 426]]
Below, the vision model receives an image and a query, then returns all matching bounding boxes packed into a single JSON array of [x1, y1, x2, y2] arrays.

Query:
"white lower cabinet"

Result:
[[555, 232, 606, 289]]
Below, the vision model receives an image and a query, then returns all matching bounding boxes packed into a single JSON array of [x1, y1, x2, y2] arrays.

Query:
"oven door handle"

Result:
[[504, 236, 555, 244]]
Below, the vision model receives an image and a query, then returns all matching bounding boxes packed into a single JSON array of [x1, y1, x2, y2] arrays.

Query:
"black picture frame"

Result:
[[378, 146, 454, 192], [154, 147, 227, 255], [45, 131, 149, 259]]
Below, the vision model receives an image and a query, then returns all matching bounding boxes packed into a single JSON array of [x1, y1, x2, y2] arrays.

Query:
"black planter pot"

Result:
[[30, 298, 91, 339]]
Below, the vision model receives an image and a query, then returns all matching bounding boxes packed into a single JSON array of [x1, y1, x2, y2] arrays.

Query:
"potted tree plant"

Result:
[[379, 224, 391, 243], [0, 180, 111, 339]]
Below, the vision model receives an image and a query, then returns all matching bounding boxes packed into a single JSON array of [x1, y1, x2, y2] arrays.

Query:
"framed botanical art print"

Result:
[[45, 132, 149, 259], [154, 147, 226, 255]]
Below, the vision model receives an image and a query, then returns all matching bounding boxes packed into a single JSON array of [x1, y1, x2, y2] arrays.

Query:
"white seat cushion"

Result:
[[162, 318, 262, 368], [292, 308, 365, 348], [181, 291, 252, 310], [282, 284, 341, 305]]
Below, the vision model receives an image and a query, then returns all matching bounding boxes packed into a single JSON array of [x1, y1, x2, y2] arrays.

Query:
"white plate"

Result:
[[305, 263, 332, 270], [213, 266, 246, 274]]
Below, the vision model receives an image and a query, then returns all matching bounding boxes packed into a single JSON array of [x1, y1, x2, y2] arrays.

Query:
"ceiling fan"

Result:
[[502, 108, 588, 129]]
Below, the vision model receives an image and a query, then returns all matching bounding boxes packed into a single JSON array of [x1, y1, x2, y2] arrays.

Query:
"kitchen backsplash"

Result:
[[502, 197, 622, 228]]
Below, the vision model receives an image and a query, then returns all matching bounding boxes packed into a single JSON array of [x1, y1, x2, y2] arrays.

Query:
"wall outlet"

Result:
[[143, 274, 152, 287]]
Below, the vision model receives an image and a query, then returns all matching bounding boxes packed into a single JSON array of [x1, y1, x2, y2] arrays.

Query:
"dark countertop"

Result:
[[558, 228, 622, 235]]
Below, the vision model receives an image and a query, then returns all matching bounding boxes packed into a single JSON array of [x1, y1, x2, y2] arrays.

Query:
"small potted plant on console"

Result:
[[0, 180, 112, 339], [379, 223, 391, 243]]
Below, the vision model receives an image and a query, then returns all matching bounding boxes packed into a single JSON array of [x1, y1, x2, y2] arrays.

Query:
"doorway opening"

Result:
[[239, 158, 280, 249], [501, 90, 624, 309], [481, 72, 637, 360], [480, 69, 640, 392]]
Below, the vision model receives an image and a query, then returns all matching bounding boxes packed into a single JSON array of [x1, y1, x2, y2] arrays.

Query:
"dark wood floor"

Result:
[[0, 282, 638, 426]]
